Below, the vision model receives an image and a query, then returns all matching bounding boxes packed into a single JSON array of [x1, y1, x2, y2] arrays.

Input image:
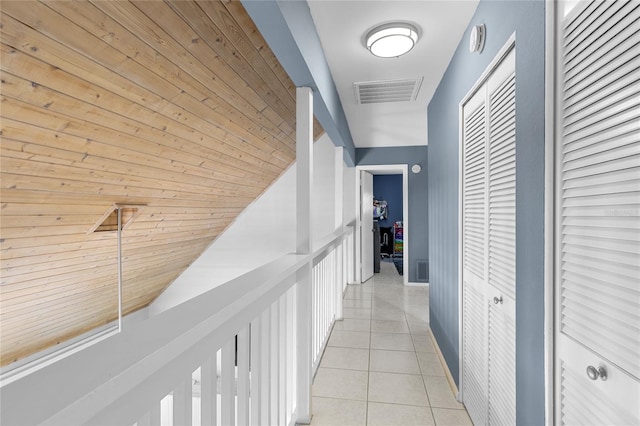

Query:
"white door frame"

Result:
[[355, 164, 409, 286], [543, 0, 556, 422]]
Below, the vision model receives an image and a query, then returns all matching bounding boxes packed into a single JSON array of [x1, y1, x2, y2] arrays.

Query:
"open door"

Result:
[[361, 171, 374, 282]]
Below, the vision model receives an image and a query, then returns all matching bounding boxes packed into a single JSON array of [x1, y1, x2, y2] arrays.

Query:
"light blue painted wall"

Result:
[[427, 1, 546, 424], [373, 175, 403, 228], [357, 146, 428, 283], [240, 0, 355, 165]]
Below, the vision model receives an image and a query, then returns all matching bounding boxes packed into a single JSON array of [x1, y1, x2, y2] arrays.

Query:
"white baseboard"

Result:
[[407, 281, 429, 287], [428, 327, 459, 399]]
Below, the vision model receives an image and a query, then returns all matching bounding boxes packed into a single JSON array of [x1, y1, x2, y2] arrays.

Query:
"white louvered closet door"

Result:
[[486, 48, 516, 426], [462, 45, 516, 426], [556, 1, 640, 424], [462, 84, 489, 426]]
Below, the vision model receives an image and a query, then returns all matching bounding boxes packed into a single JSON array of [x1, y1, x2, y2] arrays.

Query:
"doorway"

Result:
[[355, 165, 409, 286]]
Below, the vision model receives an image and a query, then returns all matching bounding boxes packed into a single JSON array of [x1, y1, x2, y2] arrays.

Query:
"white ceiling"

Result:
[[307, 0, 479, 148]]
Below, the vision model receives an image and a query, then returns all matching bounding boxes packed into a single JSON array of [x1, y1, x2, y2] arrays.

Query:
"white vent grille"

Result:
[[354, 77, 423, 104]]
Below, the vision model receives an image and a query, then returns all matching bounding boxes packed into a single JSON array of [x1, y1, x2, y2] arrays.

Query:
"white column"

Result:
[[334, 146, 344, 320], [334, 146, 344, 232], [296, 86, 313, 424], [297, 87, 313, 255]]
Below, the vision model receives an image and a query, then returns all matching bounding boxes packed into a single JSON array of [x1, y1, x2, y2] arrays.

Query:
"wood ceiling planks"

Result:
[[0, 0, 324, 366]]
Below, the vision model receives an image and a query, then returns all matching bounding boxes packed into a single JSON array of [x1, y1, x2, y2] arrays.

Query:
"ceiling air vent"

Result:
[[354, 77, 423, 104]]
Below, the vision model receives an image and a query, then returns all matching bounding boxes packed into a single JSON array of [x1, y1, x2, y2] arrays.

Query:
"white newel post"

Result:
[[296, 86, 313, 424]]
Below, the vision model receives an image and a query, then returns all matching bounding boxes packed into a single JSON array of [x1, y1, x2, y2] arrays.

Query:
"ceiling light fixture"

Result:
[[366, 22, 419, 58]]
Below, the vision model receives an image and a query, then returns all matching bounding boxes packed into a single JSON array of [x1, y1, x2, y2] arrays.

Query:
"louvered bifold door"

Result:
[[486, 47, 516, 426], [462, 85, 489, 426], [556, 0, 640, 424]]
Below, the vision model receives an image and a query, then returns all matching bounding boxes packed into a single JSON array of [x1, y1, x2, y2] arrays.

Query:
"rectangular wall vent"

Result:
[[354, 77, 423, 104], [416, 260, 429, 282]]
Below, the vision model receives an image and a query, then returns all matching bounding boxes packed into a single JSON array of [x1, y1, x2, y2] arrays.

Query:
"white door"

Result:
[[361, 171, 374, 282], [462, 44, 516, 426], [555, 1, 640, 424]]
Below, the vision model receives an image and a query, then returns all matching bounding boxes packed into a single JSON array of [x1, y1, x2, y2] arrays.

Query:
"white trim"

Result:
[[457, 32, 517, 405], [407, 281, 428, 287], [460, 33, 517, 106], [356, 164, 409, 287], [429, 327, 458, 399], [553, 1, 565, 422], [544, 1, 556, 424], [0, 325, 119, 387], [354, 172, 362, 284]]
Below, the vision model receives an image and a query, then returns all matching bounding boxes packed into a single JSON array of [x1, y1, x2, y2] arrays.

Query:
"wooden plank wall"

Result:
[[0, 0, 324, 366]]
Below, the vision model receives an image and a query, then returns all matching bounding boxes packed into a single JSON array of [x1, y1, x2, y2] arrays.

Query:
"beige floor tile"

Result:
[[431, 408, 473, 426], [412, 333, 436, 353], [371, 309, 407, 321], [343, 307, 372, 319], [328, 330, 370, 349], [310, 397, 367, 426], [370, 332, 415, 351], [367, 402, 435, 426], [344, 286, 372, 300], [312, 368, 368, 400], [405, 310, 429, 323], [320, 347, 370, 371], [370, 349, 420, 375], [417, 351, 445, 376], [368, 372, 429, 406], [311, 262, 472, 425], [343, 299, 372, 309], [408, 320, 430, 335], [332, 318, 370, 333], [372, 299, 402, 310], [423, 376, 464, 409], [371, 319, 410, 334]]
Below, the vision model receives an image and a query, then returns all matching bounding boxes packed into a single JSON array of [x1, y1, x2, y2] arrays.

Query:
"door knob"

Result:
[[586, 365, 607, 381], [493, 296, 503, 304]]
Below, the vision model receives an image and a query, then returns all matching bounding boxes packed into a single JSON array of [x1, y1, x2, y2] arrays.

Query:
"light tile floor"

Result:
[[310, 261, 473, 426]]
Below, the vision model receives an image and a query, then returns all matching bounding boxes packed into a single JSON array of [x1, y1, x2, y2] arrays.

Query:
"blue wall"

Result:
[[357, 146, 428, 283], [240, 0, 356, 165], [427, 1, 546, 424], [373, 175, 403, 228]]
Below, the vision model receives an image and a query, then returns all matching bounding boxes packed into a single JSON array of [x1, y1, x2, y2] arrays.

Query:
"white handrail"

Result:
[[0, 226, 354, 426]]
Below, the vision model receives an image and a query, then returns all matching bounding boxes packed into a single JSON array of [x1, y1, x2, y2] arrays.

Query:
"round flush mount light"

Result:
[[469, 24, 486, 53], [366, 22, 419, 58]]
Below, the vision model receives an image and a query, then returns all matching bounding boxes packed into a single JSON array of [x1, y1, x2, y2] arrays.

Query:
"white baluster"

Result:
[[286, 286, 295, 423], [279, 294, 287, 425], [237, 327, 250, 426], [173, 376, 192, 426], [260, 309, 271, 426], [201, 352, 218, 426], [296, 263, 312, 424], [137, 400, 160, 426], [249, 318, 261, 425], [270, 300, 280, 426], [221, 340, 235, 426]]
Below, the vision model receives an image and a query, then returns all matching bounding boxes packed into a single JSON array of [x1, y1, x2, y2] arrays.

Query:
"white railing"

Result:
[[0, 226, 354, 426]]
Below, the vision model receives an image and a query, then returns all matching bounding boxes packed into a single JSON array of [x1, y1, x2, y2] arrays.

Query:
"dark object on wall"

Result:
[[373, 199, 388, 220], [374, 221, 380, 273]]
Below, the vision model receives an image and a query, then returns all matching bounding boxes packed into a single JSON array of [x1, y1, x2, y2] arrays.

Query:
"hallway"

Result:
[[310, 261, 472, 425]]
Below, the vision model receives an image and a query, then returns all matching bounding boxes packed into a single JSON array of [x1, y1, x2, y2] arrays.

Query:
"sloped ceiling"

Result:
[[0, 0, 323, 366]]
